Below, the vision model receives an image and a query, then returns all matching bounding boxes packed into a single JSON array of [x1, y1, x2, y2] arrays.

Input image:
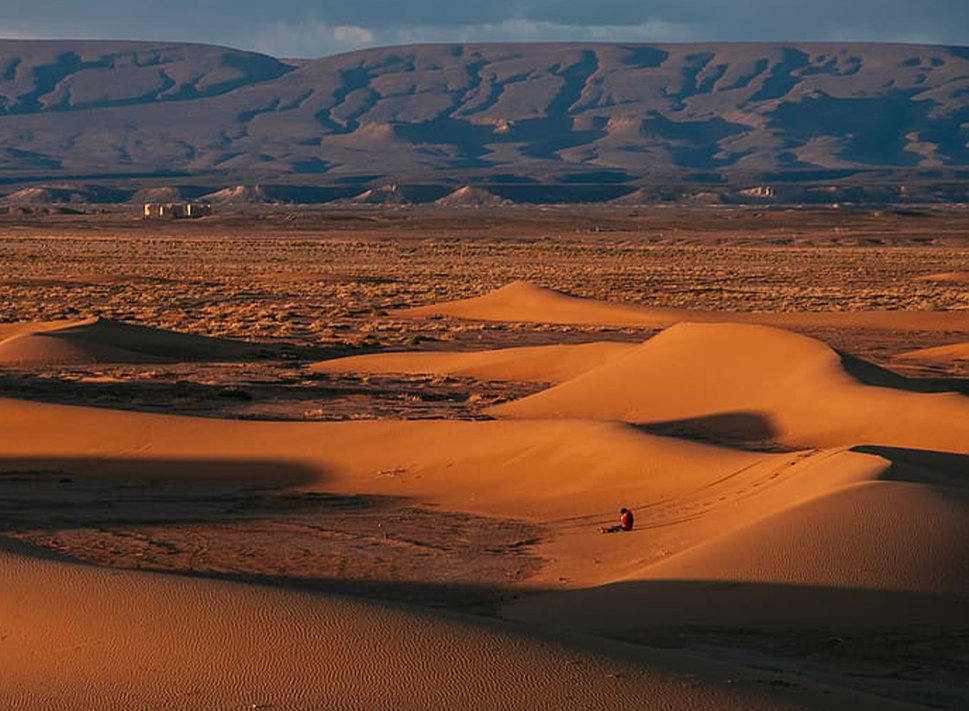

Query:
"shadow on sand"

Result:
[[635, 411, 791, 452]]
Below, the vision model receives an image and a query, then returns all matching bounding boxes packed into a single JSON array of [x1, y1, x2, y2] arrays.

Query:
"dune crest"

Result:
[[311, 341, 636, 383], [489, 321, 969, 453], [3, 394, 968, 631], [394, 281, 969, 332], [393, 280, 690, 326], [0, 317, 251, 365], [895, 341, 969, 362]]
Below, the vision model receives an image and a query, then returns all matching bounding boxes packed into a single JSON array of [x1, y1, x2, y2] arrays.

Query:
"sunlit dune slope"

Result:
[[489, 322, 969, 453], [0, 397, 765, 519], [895, 341, 969, 362], [510, 469, 969, 631], [393, 280, 692, 327], [311, 341, 636, 383], [6, 541, 911, 711], [394, 281, 969, 333], [3, 392, 969, 630], [0, 317, 251, 365]]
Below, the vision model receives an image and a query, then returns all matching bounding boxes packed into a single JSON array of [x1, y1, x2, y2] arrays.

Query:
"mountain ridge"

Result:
[[1, 39, 968, 192]]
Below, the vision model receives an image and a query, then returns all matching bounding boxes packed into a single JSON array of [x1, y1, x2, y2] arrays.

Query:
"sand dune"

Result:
[[5, 313, 969, 706], [895, 341, 969, 362], [916, 271, 969, 283], [394, 280, 692, 327], [5, 396, 926, 708], [3, 393, 968, 631], [0, 317, 251, 365], [3, 539, 920, 711], [394, 281, 969, 332], [311, 341, 636, 383], [508, 453, 969, 631], [0, 397, 767, 520], [490, 322, 969, 453]]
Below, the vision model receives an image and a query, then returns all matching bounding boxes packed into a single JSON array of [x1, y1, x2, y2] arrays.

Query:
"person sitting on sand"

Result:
[[601, 507, 635, 533], [620, 507, 634, 531]]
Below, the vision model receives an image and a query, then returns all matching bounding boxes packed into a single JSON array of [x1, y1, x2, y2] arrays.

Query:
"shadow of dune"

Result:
[[5, 542, 967, 709], [507, 579, 969, 630], [0, 456, 354, 529], [841, 351, 969, 395], [0, 367, 501, 420], [852, 445, 969, 489], [635, 411, 793, 452], [0, 532, 85, 562]]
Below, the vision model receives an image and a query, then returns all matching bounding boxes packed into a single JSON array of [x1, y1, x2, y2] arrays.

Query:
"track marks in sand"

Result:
[[627, 449, 826, 533]]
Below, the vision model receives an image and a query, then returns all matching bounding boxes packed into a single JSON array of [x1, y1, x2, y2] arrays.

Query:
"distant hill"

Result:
[[0, 40, 968, 194], [1, 183, 130, 204], [436, 186, 510, 207]]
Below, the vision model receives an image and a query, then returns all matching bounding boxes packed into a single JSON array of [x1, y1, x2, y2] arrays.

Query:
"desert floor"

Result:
[[2, 206, 969, 709]]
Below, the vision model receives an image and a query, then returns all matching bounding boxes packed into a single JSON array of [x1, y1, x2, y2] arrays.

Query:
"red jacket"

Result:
[[621, 510, 634, 531]]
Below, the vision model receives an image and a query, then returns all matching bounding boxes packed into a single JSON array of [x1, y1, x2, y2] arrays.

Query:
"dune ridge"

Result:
[[2, 392, 967, 629], [895, 341, 969, 362], [3, 538, 924, 710], [489, 321, 969, 453], [5, 310, 969, 706], [0, 317, 251, 365], [394, 281, 969, 332], [311, 341, 636, 383]]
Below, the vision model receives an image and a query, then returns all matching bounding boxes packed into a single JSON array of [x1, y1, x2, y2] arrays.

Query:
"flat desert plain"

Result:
[[2, 207, 969, 710]]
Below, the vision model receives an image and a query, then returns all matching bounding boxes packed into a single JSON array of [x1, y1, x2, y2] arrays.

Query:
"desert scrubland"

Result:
[[2, 207, 969, 709]]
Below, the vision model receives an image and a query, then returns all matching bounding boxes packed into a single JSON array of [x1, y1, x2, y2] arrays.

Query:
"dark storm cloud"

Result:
[[2, 0, 967, 57]]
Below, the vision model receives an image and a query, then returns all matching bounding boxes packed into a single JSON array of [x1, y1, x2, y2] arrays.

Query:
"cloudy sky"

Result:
[[2, 1, 968, 58]]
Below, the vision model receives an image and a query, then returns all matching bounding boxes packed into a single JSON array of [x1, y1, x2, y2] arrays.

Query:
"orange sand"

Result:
[[490, 322, 969, 453], [0, 317, 250, 365], [311, 341, 636, 382], [895, 341, 969, 362], [395, 280, 969, 332], [5, 301, 969, 708]]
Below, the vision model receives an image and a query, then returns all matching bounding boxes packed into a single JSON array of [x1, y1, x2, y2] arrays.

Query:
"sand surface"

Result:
[[395, 280, 969, 333], [0, 393, 947, 709], [0, 317, 251, 365], [3, 379, 967, 631], [896, 341, 969, 362], [3, 539, 920, 711], [490, 321, 969, 453], [5, 248, 969, 709], [311, 341, 636, 383]]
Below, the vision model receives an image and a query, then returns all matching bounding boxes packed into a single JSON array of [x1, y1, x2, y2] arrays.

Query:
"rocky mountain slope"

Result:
[[0, 39, 968, 190]]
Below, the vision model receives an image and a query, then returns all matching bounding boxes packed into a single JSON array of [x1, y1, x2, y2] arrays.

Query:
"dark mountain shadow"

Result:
[[559, 170, 635, 184], [723, 58, 769, 91], [767, 91, 942, 166], [487, 183, 632, 204], [620, 45, 669, 69], [395, 50, 605, 161], [4, 46, 292, 116], [640, 112, 751, 168], [671, 52, 716, 109], [750, 48, 811, 101]]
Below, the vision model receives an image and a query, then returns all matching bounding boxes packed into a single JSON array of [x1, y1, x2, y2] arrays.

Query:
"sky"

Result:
[[1, 1, 968, 58]]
